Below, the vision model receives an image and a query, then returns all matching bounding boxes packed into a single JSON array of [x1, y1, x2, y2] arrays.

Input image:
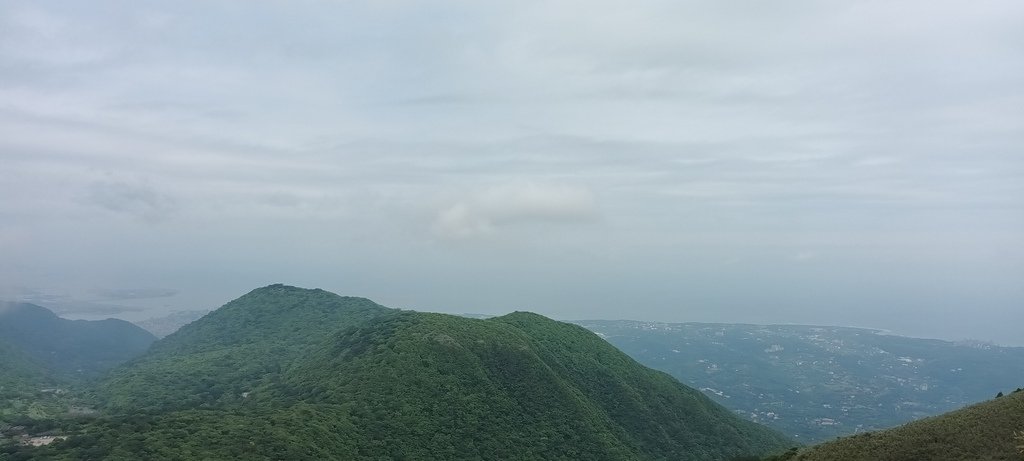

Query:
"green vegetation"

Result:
[[1, 304, 153, 426], [781, 390, 1024, 461], [7, 285, 794, 460], [0, 340, 58, 423]]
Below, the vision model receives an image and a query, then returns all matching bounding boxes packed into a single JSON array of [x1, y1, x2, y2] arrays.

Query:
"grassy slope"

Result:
[[790, 390, 1024, 461]]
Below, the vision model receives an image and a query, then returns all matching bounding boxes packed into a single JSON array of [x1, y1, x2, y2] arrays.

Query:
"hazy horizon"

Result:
[[2, 1, 1022, 345]]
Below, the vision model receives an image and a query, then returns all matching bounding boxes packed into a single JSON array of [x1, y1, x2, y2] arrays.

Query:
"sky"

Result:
[[1, 1, 1022, 344]]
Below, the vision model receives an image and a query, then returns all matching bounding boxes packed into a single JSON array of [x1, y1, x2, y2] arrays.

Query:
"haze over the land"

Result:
[[1, 1, 1022, 344]]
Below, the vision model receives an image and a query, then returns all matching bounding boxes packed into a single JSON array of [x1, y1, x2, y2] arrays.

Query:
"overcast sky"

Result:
[[1, 1, 1022, 344]]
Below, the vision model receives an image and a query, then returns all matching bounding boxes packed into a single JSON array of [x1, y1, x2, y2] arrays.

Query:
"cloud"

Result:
[[433, 182, 598, 239], [0, 1, 1020, 344], [85, 180, 176, 222]]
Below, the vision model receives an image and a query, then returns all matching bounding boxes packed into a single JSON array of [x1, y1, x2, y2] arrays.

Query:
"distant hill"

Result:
[[576, 320, 1024, 442], [28, 285, 792, 460], [134, 310, 210, 338], [785, 389, 1024, 461], [0, 302, 156, 380]]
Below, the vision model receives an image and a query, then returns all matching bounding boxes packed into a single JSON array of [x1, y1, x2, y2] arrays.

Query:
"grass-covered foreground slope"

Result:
[[0, 303, 156, 381], [21, 285, 792, 460], [784, 389, 1024, 461], [99, 284, 395, 412]]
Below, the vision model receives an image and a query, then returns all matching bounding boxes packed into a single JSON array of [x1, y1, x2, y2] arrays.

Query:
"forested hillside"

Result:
[[99, 285, 394, 412], [6, 285, 794, 460], [0, 303, 155, 380], [0, 341, 47, 395]]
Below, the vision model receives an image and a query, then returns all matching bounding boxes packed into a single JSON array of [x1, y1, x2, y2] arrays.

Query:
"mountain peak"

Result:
[[104, 285, 396, 411], [244, 283, 325, 296], [235, 284, 373, 307]]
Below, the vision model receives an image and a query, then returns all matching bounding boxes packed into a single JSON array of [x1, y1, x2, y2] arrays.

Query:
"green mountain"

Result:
[[22, 285, 792, 460], [265, 310, 792, 459], [0, 302, 156, 380], [783, 389, 1024, 461], [577, 320, 1024, 442], [98, 285, 394, 412]]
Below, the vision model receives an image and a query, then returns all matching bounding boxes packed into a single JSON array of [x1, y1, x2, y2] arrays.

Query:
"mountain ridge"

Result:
[[25, 284, 794, 460]]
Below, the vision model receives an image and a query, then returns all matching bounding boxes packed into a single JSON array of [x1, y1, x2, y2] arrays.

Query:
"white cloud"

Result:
[[433, 183, 598, 239]]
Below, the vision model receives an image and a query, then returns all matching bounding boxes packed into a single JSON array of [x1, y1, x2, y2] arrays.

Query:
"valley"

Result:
[[577, 320, 1024, 443]]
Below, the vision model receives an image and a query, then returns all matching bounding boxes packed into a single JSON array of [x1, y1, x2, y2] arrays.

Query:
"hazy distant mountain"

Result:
[[785, 389, 1024, 461], [0, 302, 156, 380], [576, 320, 1024, 443], [26, 285, 792, 460], [133, 309, 210, 338]]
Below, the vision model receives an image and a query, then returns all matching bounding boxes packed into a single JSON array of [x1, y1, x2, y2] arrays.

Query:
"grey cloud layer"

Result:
[[0, 0, 1021, 344]]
